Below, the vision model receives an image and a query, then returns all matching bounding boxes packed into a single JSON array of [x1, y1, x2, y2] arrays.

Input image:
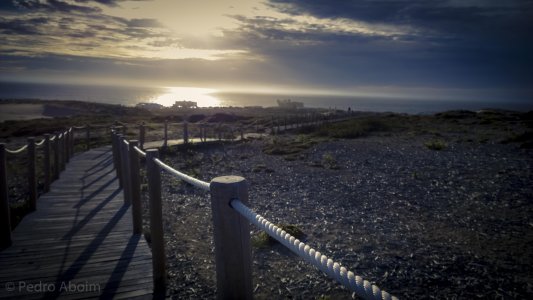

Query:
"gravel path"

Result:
[[140, 129, 532, 299]]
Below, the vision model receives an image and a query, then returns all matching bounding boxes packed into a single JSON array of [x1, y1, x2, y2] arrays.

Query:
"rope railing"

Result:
[[133, 146, 146, 157], [35, 139, 46, 147], [153, 158, 210, 191], [5, 145, 28, 154], [231, 199, 396, 300], [111, 117, 396, 298]]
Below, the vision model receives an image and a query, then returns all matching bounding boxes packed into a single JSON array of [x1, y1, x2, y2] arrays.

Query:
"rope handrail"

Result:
[[133, 146, 146, 157], [123, 139, 129, 146], [153, 158, 210, 191], [5, 145, 28, 154], [72, 125, 87, 130], [231, 199, 397, 300], [49, 136, 56, 141], [35, 139, 45, 147]]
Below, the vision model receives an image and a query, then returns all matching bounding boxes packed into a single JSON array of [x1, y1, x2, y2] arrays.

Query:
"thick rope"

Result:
[[35, 139, 45, 147], [72, 126, 87, 130], [153, 158, 210, 191], [49, 136, 56, 141], [231, 199, 398, 300], [133, 146, 146, 157], [5, 145, 28, 154], [123, 139, 129, 146]]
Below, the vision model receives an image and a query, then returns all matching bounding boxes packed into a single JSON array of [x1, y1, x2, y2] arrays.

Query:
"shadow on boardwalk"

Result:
[[0, 146, 153, 299]]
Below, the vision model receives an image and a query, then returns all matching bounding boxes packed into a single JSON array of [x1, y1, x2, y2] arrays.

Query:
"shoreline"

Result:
[[1, 98, 531, 124]]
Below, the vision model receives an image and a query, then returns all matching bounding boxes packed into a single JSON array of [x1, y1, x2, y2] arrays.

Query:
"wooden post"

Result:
[[53, 133, 59, 179], [44, 134, 51, 192], [210, 176, 252, 300], [28, 137, 37, 211], [119, 136, 131, 205], [139, 122, 145, 150], [115, 134, 123, 188], [163, 120, 168, 148], [146, 149, 166, 292], [129, 140, 142, 234], [70, 128, 74, 157], [0, 144, 11, 249], [183, 121, 189, 144], [240, 128, 244, 140], [86, 125, 91, 150], [64, 131, 69, 163], [111, 132, 119, 171], [70, 128, 74, 155], [64, 131, 69, 162], [60, 133, 66, 171]]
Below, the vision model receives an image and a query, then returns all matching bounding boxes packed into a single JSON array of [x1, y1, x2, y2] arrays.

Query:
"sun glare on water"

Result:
[[151, 87, 221, 107]]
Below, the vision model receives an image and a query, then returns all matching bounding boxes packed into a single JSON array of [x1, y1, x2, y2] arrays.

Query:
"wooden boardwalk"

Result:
[[0, 146, 153, 299]]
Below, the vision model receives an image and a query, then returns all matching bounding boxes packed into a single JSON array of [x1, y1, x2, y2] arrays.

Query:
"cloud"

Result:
[[0, 17, 48, 35]]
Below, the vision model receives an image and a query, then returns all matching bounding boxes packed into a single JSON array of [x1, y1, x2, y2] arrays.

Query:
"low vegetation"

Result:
[[424, 139, 448, 150], [252, 224, 305, 248]]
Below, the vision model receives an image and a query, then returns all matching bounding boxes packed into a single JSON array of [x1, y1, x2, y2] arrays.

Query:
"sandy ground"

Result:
[[0, 103, 82, 122], [0, 104, 49, 121]]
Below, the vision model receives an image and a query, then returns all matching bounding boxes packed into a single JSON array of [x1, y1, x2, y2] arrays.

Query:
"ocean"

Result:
[[0, 81, 530, 114]]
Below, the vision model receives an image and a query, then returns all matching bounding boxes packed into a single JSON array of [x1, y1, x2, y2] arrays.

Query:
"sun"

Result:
[[151, 87, 221, 107]]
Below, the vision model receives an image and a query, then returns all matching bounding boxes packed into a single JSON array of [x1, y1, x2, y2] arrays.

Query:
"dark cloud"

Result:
[[124, 18, 163, 28], [0, 17, 48, 35], [221, 9, 533, 91], [9, 0, 102, 14]]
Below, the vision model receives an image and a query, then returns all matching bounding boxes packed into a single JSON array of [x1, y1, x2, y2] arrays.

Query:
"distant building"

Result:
[[277, 99, 304, 109], [172, 100, 198, 109], [136, 102, 164, 110]]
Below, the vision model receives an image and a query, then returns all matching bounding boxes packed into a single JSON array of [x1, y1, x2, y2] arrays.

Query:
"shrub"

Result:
[[252, 224, 305, 248], [425, 139, 447, 150]]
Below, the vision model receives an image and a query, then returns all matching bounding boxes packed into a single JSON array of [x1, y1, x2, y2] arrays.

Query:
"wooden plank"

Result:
[[0, 146, 154, 299]]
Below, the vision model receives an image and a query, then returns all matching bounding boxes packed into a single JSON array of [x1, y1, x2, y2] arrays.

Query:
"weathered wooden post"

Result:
[[240, 127, 244, 140], [183, 121, 189, 144], [44, 134, 51, 192], [119, 135, 131, 205], [69, 128, 73, 155], [69, 128, 74, 157], [64, 131, 69, 163], [139, 122, 145, 149], [86, 125, 91, 150], [0, 144, 11, 248], [146, 149, 166, 292], [111, 130, 120, 173], [64, 131, 69, 162], [60, 133, 66, 171], [115, 134, 123, 188], [53, 133, 59, 179], [210, 176, 253, 300], [163, 120, 168, 148], [128, 140, 142, 234], [28, 137, 37, 211]]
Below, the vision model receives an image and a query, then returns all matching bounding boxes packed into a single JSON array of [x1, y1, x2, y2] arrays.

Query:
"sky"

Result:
[[0, 0, 532, 101]]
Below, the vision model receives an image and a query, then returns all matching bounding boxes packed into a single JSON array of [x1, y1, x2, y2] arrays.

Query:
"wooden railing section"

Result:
[[0, 125, 94, 249]]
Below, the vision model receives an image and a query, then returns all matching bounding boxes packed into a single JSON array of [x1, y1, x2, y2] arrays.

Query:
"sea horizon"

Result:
[[0, 81, 531, 114]]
